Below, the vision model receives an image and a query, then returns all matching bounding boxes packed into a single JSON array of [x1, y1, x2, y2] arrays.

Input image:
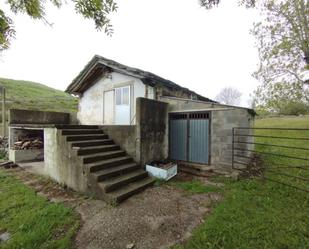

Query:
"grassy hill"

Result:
[[0, 78, 78, 113]]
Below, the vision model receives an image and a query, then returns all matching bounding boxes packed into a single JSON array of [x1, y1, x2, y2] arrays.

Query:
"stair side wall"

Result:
[[99, 125, 138, 163], [44, 128, 90, 193]]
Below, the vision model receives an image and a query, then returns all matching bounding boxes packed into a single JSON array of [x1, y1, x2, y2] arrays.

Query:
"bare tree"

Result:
[[215, 87, 242, 105]]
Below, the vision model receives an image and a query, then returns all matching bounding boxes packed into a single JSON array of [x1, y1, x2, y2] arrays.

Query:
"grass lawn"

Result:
[[172, 116, 309, 249], [0, 170, 79, 249], [168, 180, 222, 194], [0, 77, 78, 114]]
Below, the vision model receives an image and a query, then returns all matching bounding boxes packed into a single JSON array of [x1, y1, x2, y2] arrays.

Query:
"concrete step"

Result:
[[66, 134, 108, 142], [106, 177, 155, 203], [75, 144, 120, 156], [62, 129, 104, 135], [99, 170, 149, 192], [82, 150, 126, 163], [92, 163, 140, 181], [87, 156, 133, 172], [70, 139, 114, 147], [56, 125, 99, 129]]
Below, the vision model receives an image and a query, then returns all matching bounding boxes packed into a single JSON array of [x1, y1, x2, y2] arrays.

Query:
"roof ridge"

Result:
[[66, 55, 215, 102]]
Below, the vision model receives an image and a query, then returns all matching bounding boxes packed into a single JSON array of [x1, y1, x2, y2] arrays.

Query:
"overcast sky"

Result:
[[0, 0, 260, 107]]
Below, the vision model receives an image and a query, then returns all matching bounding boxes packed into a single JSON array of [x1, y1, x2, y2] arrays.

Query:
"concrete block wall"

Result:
[[211, 109, 254, 168], [160, 96, 254, 170]]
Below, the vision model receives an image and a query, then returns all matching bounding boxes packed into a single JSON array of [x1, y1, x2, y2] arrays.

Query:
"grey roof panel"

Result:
[[66, 55, 215, 102]]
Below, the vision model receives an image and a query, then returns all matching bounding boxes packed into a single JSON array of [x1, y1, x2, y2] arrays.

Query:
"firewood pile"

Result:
[[0, 136, 8, 150], [0, 136, 8, 158], [13, 137, 43, 150]]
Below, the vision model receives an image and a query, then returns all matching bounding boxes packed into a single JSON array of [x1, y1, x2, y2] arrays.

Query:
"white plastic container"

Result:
[[146, 163, 177, 181]]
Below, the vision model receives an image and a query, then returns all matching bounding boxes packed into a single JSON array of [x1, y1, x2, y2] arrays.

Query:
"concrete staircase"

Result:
[[57, 125, 155, 204]]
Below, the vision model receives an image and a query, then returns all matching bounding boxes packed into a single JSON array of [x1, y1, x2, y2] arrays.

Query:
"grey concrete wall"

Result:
[[9, 109, 70, 125], [44, 128, 89, 193], [9, 149, 44, 163], [136, 98, 168, 165], [8, 127, 45, 163], [100, 125, 138, 162], [160, 96, 254, 170], [8, 127, 43, 147]]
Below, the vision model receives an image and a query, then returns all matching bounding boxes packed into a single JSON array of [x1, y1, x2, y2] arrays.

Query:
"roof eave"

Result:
[[66, 55, 216, 103]]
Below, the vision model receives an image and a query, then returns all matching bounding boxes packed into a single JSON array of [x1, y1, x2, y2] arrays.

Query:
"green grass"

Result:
[[172, 116, 309, 249], [0, 77, 78, 113], [255, 116, 309, 192], [0, 170, 79, 249], [168, 180, 222, 194]]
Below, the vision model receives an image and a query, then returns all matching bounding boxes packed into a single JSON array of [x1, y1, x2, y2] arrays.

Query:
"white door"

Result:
[[104, 90, 114, 124], [115, 86, 130, 124]]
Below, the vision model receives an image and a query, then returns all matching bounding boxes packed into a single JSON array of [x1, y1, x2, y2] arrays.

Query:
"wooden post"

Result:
[[1, 87, 5, 137]]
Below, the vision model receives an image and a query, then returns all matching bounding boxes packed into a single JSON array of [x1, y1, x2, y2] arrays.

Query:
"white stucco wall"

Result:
[[78, 72, 146, 125]]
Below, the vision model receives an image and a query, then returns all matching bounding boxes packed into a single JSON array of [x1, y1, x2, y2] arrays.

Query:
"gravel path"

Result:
[[74, 186, 216, 249], [6, 167, 221, 249]]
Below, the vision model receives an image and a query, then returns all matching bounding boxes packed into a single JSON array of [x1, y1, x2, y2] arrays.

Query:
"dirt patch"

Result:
[[74, 186, 212, 249], [5, 167, 221, 249]]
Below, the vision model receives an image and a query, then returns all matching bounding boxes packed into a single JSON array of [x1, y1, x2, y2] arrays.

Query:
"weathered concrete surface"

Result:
[[100, 125, 138, 162], [211, 108, 254, 168], [18, 161, 46, 176], [99, 97, 253, 170], [8, 127, 43, 149], [44, 128, 89, 193], [160, 96, 254, 170], [8, 127, 44, 163], [77, 72, 149, 125], [99, 98, 169, 165], [136, 98, 168, 165], [9, 109, 70, 125], [9, 149, 44, 163]]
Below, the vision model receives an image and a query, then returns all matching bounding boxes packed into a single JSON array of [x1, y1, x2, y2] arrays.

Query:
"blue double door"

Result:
[[169, 112, 210, 164]]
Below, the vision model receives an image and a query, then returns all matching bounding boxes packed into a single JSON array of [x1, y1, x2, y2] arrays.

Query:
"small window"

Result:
[[115, 86, 130, 106], [122, 87, 129, 105], [115, 88, 122, 105]]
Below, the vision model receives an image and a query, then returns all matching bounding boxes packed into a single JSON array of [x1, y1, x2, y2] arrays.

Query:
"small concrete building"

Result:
[[8, 55, 254, 203], [66, 55, 255, 170]]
